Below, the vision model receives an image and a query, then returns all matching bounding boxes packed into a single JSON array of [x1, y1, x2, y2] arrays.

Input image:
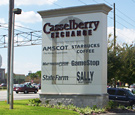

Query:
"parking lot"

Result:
[[0, 90, 41, 101]]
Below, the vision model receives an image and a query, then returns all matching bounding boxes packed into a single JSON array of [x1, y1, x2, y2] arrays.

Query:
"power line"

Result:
[[103, 0, 113, 6], [78, 0, 87, 5], [103, 0, 135, 25], [116, 14, 135, 28], [108, 12, 135, 41], [0, 24, 41, 36], [0, 30, 42, 48], [0, 23, 39, 31], [116, 8, 135, 24], [117, 31, 133, 42], [132, 0, 135, 3], [93, 0, 98, 3], [46, 0, 63, 8], [15, 25, 38, 31]]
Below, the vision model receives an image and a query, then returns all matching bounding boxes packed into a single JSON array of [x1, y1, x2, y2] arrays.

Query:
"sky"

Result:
[[0, 0, 135, 75]]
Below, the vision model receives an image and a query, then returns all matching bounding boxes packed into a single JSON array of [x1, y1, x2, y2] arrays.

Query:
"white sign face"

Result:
[[41, 11, 108, 94]]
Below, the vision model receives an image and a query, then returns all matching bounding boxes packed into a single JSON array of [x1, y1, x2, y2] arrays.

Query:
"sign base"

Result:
[[39, 93, 108, 108]]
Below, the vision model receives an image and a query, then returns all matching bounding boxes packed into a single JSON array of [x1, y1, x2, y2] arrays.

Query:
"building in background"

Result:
[[0, 55, 6, 83], [0, 68, 5, 83], [5, 73, 26, 84], [14, 74, 26, 84], [0, 55, 26, 84]]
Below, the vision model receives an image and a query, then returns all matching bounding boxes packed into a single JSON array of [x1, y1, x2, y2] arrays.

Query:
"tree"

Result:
[[36, 71, 41, 78], [108, 47, 123, 87], [107, 34, 123, 87], [107, 34, 135, 87], [29, 73, 37, 80], [119, 43, 135, 85]]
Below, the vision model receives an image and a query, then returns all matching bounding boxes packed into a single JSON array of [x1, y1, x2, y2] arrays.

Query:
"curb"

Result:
[[100, 113, 135, 115]]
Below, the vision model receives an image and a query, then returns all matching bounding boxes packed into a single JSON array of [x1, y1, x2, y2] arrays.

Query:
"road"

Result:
[[0, 90, 41, 101]]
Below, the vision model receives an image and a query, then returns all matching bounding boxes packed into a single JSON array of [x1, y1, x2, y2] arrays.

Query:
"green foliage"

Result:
[[45, 100, 50, 104], [105, 101, 133, 111], [41, 102, 106, 114], [126, 106, 132, 110], [105, 101, 117, 110], [29, 73, 38, 79], [28, 71, 41, 80], [132, 90, 135, 94], [118, 105, 125, 110], [28, 98, 41, 106], [92, 105, 98, 110], [36, 71, 41, 78], [18, 99, 135, 115], [108, 36, 135, 86], [57, 102, 62, 106], [78, 106, 105, 115], [0, 87, 7, 90], [66, 104, 77, 111]]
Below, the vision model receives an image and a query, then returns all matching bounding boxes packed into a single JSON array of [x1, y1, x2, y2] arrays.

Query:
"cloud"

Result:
[[15, 11, 42, 23], [108, 27, 135, 45], [14, 61, 41, 75], [0, 1, 8, 5], [0, 18, 5, 23], [15, 0, 57, 6]]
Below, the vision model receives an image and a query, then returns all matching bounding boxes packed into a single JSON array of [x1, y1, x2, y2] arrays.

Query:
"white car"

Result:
[[125, 88, 135, 94], [31, 83, 38, 88]]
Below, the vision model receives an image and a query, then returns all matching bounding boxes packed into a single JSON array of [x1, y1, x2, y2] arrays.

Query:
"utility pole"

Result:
[[114, 3, 116, 52], [113, 3, 117, 88], [7, 0, 14, 104]]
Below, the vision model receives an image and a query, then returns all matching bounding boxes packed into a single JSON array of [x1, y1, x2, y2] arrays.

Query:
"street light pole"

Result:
[[9, 12, 15, 109], [10, 8, 22, 109], [7, 0, 14, 104]]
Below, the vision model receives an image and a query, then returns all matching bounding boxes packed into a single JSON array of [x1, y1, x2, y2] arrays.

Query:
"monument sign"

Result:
[[38, 4, 112, 107]]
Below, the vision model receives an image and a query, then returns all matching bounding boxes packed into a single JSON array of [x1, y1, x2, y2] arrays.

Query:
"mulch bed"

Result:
[[107, 108, 135, 113]]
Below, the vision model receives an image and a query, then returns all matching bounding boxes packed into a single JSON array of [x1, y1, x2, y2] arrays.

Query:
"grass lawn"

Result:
[[0, 87, 7, 90], [0, 99, 79, 115]]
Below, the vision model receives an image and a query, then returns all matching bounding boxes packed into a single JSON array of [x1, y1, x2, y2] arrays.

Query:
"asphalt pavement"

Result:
[[0, 90, 41, 101]]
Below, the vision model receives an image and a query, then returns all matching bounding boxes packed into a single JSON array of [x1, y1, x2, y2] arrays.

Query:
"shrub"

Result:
[[28, 100, 106, 114], [105, 100, 117, 110], [28, 98, 41, 106], [126, 106, 132, 110], [92, 105, 98, 110], [118, 105, 125, 110], [45, 100, 50, 104], [57, 102, 62, 106]]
